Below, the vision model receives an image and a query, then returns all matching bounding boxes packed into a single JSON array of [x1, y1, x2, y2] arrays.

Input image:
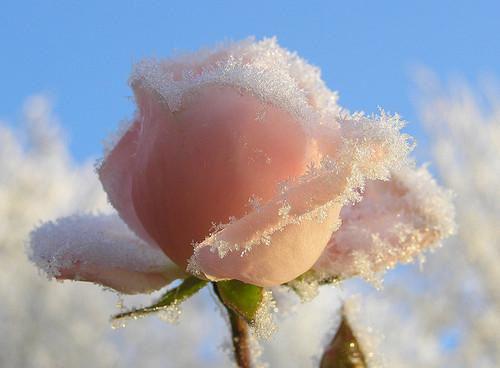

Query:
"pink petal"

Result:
[[98, 119, 159, 248], [190, 171, 348, 286], [126, 83, 313, 268], [313, 165, 456, 280], [29, 213, 186, 294]]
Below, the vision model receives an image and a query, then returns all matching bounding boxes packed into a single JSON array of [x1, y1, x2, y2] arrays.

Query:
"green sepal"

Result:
[[112, 276, 208, 321], [215, 280, 264, 324]]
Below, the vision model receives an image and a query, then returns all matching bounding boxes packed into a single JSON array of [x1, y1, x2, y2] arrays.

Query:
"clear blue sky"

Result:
[[2, 0, 499, 162]]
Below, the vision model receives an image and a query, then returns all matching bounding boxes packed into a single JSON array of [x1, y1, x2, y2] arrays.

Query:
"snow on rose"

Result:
[[28, 38, 454, 367]]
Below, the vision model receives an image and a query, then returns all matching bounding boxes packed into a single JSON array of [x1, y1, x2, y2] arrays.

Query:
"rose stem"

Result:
[[212, 283, 251, 368]]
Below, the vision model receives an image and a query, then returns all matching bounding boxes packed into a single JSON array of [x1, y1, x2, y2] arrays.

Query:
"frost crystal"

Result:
[[314, 164, 456, 282], [189, 110, 412, 277], [110, 301, 182, 329], [128, 37, 335, 130], [28, 213, 181, 293], [251, 290, 278, 340]]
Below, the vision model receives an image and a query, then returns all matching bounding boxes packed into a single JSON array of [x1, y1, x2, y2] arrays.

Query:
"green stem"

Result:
[[213, 283, 251, 368]]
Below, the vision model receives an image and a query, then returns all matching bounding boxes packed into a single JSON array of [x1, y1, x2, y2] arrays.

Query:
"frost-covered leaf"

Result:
[[216, 280, 264, 324], [285, 270, 340, 302], [112, 276, 208, 322], [320, 315, 367, 368], [293, 269, 340, 285]]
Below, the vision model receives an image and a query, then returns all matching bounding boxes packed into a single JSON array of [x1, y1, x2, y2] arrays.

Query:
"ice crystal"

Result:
[[129, 38, 325, 128], [248, 194, 263, 211], [277, 200, 291, 218], [288, 278, 322, 302], [28, 213, 182, 293], [110, 301, 182, 329], [286, 270, 342, 302], [314, 164, 456, 282], [251, 290, 278, 340], [29, 213, 170, 279], [188, 110, 413, 274]]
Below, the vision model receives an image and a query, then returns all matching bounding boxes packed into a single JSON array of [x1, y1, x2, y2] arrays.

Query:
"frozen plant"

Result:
[[29, 39, 454, 367]]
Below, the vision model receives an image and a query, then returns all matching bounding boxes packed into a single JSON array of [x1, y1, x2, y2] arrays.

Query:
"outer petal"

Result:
[[29, 213, 186, 294], [190, 173, 346, 286], [313, 165, 456, 280], [190, 115, 413, 288], [127, 83, 314, 268], [98, 119, 159, 247]]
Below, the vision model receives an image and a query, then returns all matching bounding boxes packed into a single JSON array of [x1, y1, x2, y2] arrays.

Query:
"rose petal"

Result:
[[313, 165, 456, 280], [29, 213, 185, 294], [126, 83, 314, 268], [98, 119, 159, 248], [191, 172, 347, 286]]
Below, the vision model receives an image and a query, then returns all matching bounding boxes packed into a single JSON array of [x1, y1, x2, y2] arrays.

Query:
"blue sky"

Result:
[[2, 0, 499, 162]]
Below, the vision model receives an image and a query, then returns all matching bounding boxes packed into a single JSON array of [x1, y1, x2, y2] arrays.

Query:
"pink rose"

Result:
[[30, 38, 416, 291]]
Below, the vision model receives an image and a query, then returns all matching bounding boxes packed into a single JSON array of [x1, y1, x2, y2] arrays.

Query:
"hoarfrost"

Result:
[[187, 102, 413, 277], [28, 213, 184, 294], [129, 37, 326, 130], [334, 298, 384, 368], [29, 213, 170, 279], [314, 164, 455, 282], [251, 290, 278, 340]]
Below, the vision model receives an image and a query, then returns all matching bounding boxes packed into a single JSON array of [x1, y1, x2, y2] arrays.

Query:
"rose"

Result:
[[30, 38, 419, 292]]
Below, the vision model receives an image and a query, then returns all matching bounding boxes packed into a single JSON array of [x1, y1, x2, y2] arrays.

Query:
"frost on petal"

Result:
[[191, 199, 343, 287], [190, 110, 413, 286], [125, 82, 314, 269], [313, 165, 456, 282], [29, 213, 185, 294], [99, 37, 414, 287], [128, 37, 341, 128]]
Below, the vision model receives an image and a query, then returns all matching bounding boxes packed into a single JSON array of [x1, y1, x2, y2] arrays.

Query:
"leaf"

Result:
[[112, 276, 208, 322], [216, 280, 264, 324], [320, 314, 367, 368]]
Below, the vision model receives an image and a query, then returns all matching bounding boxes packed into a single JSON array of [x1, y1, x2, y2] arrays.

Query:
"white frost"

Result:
[[29, 213, 173, 279]]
